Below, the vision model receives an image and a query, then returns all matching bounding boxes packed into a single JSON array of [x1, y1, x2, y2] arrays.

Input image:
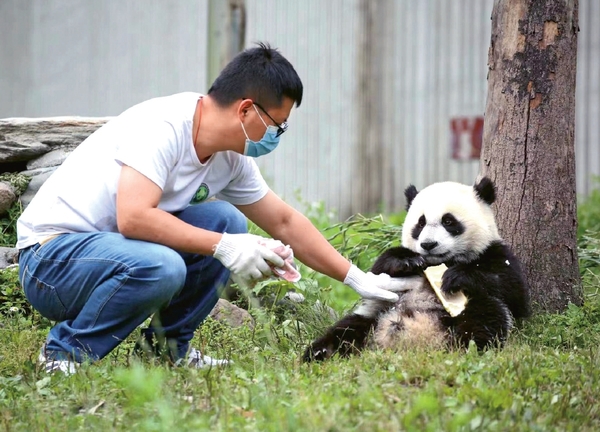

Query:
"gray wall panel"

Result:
[[576, 0, 600, 197], [1, 0, 598, 217], [1, 0, 209, 117], [246, 0, 361, 217], [0, 1, 34, 116]]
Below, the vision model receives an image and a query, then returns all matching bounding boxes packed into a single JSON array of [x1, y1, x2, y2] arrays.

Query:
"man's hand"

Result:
[[344, 264, 410, 302], [213, 233, 285, 282]]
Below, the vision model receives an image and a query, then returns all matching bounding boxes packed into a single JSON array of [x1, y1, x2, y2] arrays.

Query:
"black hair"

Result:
[[208, 42, 303, 109]]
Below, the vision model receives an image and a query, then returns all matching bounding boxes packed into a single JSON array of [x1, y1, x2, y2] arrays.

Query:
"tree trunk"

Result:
[[481, 0, 581, 312]]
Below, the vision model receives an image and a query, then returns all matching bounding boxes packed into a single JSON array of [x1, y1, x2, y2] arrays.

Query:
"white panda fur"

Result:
[[303, 177, 530, 362], [401, 181, 501, 264]]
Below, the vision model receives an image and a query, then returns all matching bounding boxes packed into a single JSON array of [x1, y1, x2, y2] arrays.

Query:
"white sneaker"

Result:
[[38, 351, 78, 376], [183, 347, 230, 369]]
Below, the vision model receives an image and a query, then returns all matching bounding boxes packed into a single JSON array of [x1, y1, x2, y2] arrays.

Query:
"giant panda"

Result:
[[303, 177, 531, 362]]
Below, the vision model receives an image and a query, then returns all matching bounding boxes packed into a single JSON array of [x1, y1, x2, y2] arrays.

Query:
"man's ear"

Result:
[[237, 99, 254, 120]]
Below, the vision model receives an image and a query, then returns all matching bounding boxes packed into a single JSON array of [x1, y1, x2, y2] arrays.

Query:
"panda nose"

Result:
[[421, 241, 438, 251]]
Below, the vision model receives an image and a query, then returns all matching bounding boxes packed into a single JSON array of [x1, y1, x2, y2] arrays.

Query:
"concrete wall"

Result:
[[1, 0, 598, 217]]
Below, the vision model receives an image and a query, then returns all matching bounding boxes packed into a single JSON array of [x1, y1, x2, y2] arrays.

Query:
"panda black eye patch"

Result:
[[412, 215, 427, 239], [441, 213, 464, 236]]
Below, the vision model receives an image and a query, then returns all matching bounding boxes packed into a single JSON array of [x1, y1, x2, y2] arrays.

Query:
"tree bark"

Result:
[[481, 0, 581, 312]]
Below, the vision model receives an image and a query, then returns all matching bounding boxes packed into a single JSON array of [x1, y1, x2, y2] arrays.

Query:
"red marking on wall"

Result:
[[450, 116, 484, 160]]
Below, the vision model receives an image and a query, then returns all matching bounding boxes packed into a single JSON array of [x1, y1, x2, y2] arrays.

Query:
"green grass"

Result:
[[2, 301, 600, 431], [2, 230, 600, 431], [2, 194, 600, 431], [0, 173, 29, 247]]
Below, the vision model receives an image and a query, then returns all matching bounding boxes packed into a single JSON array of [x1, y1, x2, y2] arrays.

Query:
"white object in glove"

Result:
[[213, 233, 285, 282], [344, 264, 421, 302], [256, 238, 301, 283]]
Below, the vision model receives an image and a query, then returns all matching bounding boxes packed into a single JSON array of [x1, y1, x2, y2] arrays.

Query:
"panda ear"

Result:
[[474, 177, 496, 205], [404, 185, 419, 210]]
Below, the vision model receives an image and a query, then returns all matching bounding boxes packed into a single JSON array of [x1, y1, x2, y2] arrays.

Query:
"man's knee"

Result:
[[158, 249, 188, 288], [132, 245, 187, 299]]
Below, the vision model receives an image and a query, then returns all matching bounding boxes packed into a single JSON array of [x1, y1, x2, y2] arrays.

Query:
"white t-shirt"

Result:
[[16, 92, 269, 249]]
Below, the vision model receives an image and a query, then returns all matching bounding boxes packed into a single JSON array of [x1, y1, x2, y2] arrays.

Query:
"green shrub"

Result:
[[579, 231, 600, 281], [577, 177, 600, 282], [578, 177, 600, 239], [0, 267, 29, 316], [0, 201, 22, 247], [0, 172, 30, 247], [0, 173, 30, 197], [0, 266, 52, 330]]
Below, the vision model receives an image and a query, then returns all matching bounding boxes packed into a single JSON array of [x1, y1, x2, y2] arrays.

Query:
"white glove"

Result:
[[344, 264, 416, 302], [384, 275, 425, 293], [213, 233, 285, 282]]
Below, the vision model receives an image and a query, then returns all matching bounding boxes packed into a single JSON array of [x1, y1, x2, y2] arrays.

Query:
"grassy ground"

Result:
[[2, 292, 600, 432], [2, 206, 600, 431]]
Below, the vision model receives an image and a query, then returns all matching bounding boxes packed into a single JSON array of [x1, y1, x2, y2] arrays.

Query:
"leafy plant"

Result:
[[325, 213, 403, 269], [0, 200, 23, 247], [0, 173, 30, 197], [579, 231, 600, 281], [577, 177, 600, 239], [0, 172, 29, 247], [0, 267, 29, 316]]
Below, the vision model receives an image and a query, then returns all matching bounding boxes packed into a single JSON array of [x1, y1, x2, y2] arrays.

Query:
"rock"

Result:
[[19, 167, 58, 208], [0, 247, 19, 269], [209, 298, 255, 329], [0, 117, 110, 163], [26, 149, 72, 170], [313, 300, 338, 321], [0, 139, 50, 163], [19, 166, 59, 177], [0, 182, 16, 215]]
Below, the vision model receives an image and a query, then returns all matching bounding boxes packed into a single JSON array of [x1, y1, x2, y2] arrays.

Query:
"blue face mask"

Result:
[[240, 105, 281, 158]]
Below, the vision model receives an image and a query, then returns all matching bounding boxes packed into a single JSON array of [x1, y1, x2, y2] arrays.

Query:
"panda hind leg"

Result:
[[302, 314, 377, 362], [445, 296, 513, 350]]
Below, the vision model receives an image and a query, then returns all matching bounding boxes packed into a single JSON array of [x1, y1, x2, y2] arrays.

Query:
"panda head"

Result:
[[401, 177, 501, 265]]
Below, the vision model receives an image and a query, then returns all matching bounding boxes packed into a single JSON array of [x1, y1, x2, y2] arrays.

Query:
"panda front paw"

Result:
[[439, 271, 472, 296], [398, 255, 428, 273], [372, 248, 427, 277], [302, 343, 332, 363], [381, 256, 427, 277], [441, 286, 461, 297]]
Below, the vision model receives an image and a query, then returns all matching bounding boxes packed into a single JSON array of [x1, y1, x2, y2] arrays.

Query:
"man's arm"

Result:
[[237, 191, 410, 302], [119, 173, 400, 300], [116, 165, 222, 254], [236, 190, 352, 282], [116, 165, 284, 282]]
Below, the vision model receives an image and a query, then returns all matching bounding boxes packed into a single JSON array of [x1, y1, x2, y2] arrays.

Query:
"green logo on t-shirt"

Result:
[[190, 183, 210, 204]]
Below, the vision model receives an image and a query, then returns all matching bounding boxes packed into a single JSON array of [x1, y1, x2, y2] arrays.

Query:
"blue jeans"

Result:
[[18, 200, 247, 363]]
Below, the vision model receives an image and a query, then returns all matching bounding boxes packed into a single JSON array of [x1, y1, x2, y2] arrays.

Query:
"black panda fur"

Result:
[[303, 177, 531, 362]]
